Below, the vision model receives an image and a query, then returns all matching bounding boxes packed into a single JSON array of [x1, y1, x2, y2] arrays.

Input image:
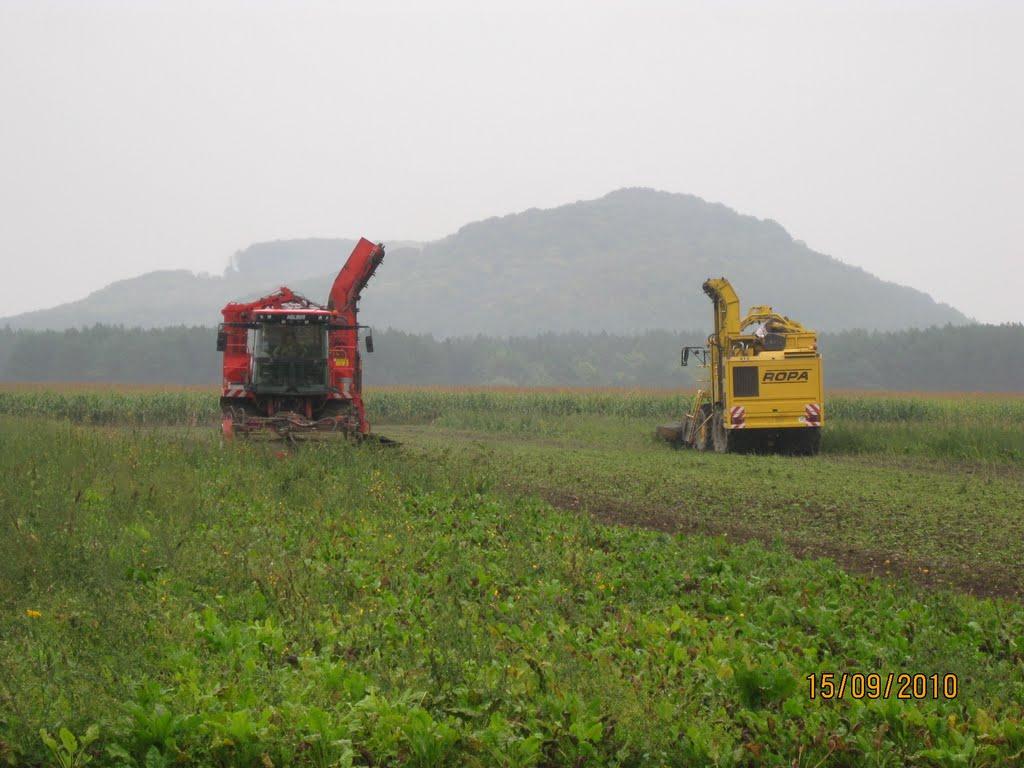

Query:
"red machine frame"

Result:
[[218, 238, 385, 439]]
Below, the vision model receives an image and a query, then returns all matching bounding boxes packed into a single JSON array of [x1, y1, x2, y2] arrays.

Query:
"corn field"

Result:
[[0, 386, 1021, 427]]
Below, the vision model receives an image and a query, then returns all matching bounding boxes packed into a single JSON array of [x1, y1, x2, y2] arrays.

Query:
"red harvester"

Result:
[[217, 238, 386, 441]]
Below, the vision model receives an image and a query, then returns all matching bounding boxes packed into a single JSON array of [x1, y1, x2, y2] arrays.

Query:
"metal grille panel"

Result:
[[732, 366, 759, 398]]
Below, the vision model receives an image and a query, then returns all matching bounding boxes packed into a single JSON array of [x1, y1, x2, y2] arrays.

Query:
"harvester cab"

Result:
[[218, 238, 385, 441], [657, 277, 824, 455], [251, 310, 332, 395]]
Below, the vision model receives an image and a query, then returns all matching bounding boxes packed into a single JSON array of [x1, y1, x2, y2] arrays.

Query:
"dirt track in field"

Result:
[[384, 423, 1024, 602], [523, 485, 1023, 602]]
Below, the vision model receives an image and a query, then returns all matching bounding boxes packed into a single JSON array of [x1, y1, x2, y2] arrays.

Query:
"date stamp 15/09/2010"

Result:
[[807, 673, 959, 701]]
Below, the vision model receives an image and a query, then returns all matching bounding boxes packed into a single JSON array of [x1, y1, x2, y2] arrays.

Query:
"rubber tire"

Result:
[[694, 404, 713, 451], [780, 428, 821, 456], [712, 411, 732, 454], [802, 429, 821, 456]]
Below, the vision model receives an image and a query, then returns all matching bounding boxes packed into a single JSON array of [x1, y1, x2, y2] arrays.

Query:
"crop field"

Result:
[[1, 386, 1022, 462], [2, 387, 1024, 766]]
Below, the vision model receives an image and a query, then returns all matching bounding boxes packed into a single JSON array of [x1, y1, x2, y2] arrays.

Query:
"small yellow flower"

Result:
[[25, 609, 41, 618]]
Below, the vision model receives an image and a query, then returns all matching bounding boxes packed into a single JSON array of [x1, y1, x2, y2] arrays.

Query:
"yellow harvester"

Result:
[[657, 277, 824, 454]]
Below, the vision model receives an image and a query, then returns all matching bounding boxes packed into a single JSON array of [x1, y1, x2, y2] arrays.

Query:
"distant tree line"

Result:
[[0, 323, 1021, 391], [0, 325, 218, 386]]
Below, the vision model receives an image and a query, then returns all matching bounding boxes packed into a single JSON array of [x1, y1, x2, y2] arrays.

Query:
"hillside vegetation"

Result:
[[1, 189, 967, 334], [1, 323, 1021, 391]]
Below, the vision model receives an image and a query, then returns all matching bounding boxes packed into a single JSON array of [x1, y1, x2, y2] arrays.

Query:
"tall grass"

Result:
[[0, 387, 1021, 460], [2, 386, 1022, 422], [0, 389, 214, 425], [828, 396, 1024, 423]]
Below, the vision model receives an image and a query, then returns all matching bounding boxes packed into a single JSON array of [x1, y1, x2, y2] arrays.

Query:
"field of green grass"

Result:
[[2, 388, 1024, 766], [2, 387, 1023, 462]]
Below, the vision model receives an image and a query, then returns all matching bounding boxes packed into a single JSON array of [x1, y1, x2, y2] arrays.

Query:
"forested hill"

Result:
[[1, 323, 1020, 392], [2, 189, 968, 334]]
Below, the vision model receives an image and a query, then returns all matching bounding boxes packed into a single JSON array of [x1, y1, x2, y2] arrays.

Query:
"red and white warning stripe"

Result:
[[730, 405, 746, 427], [223, 385, 246, 398], [804, 403, 822, 425]]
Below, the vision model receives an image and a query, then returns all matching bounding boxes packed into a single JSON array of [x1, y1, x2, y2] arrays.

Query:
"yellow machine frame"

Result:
[[661, 277, 824, 454]]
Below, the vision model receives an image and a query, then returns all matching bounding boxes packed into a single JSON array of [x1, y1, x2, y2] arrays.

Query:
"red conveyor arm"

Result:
[[325, 238, 384, 435], [327, 238, 385, 324]]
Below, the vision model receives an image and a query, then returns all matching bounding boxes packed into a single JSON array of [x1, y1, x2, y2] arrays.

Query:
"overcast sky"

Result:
[[1, 0, 1021, 323]]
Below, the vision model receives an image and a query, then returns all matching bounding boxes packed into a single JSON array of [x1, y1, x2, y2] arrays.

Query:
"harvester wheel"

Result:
[[803, 429, 822, 456], [694, 404, 713, 451], [712, 411, 732, 454], [779, 428, 821, 456]]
